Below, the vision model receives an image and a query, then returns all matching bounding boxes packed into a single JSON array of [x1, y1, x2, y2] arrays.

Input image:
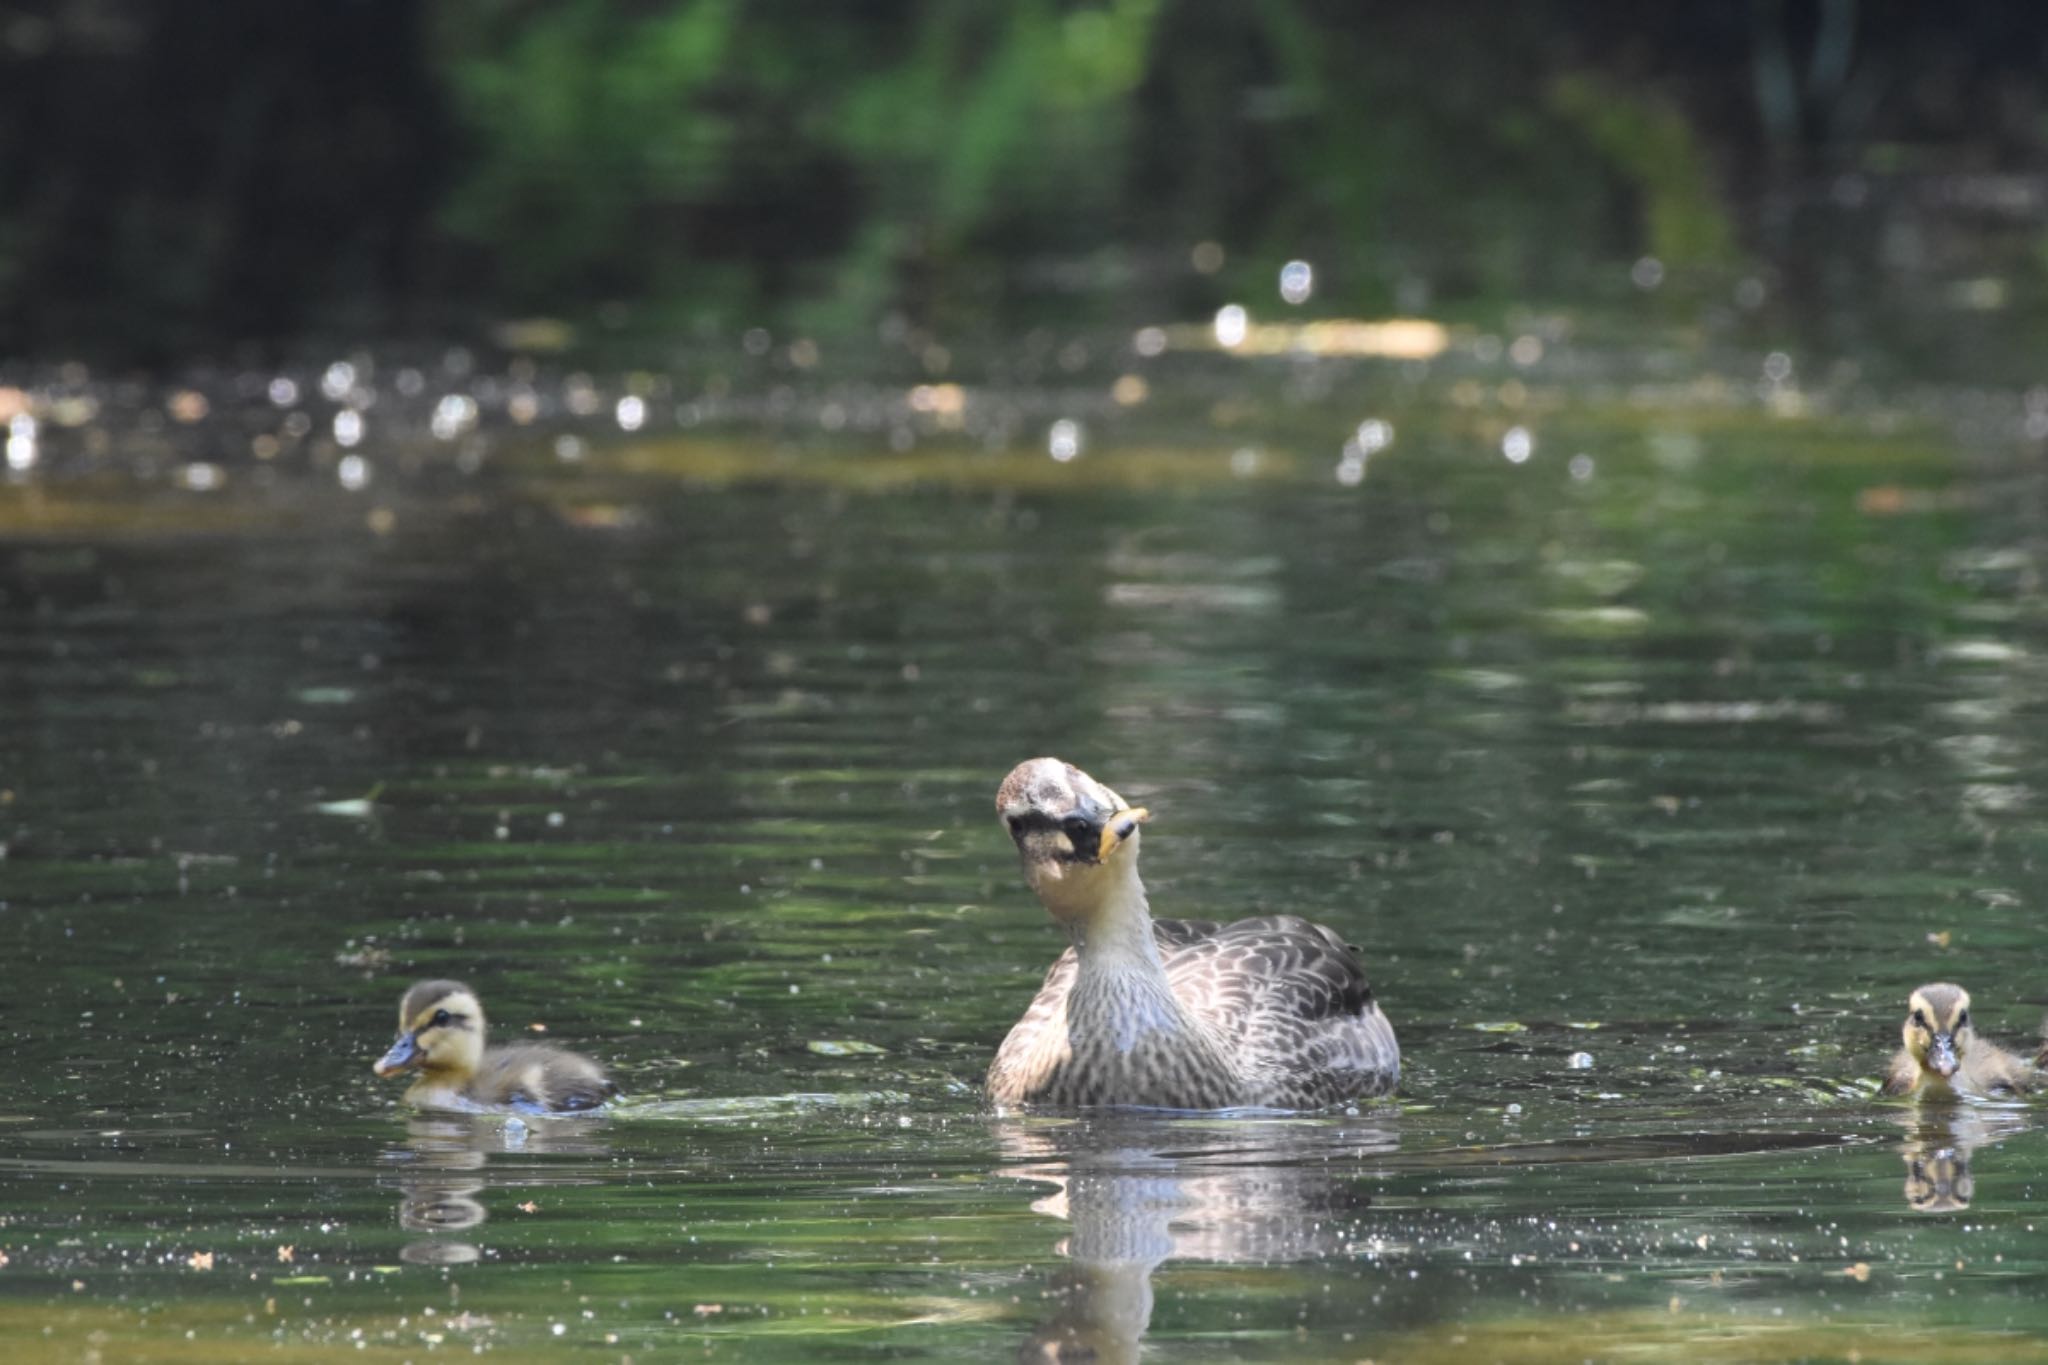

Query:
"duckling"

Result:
[[1881, 983, 2037, 1101], [985, 757, 1399, 1111], [373, 980, 618, 1114]]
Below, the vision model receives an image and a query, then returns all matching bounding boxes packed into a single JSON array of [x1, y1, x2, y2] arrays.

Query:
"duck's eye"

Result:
[[1958, 1011, 1970, 1029], [1911, 1010, 1927, 1029], [432, 1009, 451, 1028], [1060, 815, 1094, 846]]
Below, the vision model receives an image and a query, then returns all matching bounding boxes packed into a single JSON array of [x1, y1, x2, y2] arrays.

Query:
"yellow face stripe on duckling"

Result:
[[376, 983, 486, 1078], [1096, 807, 1150, 861], [1904, 984, 1970, 1078]]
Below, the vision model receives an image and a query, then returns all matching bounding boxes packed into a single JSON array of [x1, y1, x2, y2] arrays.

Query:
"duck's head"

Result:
[[996, 757, 1151, 921], [1901, 983, 1973, 1082], [375, 980, 487, 1082]]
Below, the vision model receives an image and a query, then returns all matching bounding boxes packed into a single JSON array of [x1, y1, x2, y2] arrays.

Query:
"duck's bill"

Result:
[[374, 1032, 423, 1077], [1096, 806, 1152, 860], [1929, 1035, 1960, 1078]]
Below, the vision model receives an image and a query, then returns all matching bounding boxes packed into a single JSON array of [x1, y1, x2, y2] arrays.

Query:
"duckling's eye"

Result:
[[1958, 1010, 1970, 1029], [431, 1009, 451, 1028], [1911, 1010, 1928, 1029], [1060, 815, 1093, 846]]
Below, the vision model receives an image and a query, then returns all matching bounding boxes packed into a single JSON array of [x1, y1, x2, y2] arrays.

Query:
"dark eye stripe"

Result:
[[1006, 811, 1063, 834]]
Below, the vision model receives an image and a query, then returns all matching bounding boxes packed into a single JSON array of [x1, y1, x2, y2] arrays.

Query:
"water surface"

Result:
[[5, 340, 2048, 1359]]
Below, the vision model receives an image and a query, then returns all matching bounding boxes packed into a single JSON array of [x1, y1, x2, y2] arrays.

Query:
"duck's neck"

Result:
[[1063, 863, 1215, 1059], [1066, 861, 1167, 974]]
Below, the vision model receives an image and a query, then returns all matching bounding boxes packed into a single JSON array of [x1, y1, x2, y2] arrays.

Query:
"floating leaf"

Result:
[[807, 1039, 887, 1056], [294, 687, 358, 705], [315, 783, 385, 818]]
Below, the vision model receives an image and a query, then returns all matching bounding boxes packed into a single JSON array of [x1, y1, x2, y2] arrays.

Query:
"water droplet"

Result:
[[1569, 453, 1595, 481], [1279, 259, 1314, 305], [333, 409, 364, 447], [563, 374, 601, 416], [320, 361, 356, 402], [1568, 1051, 1594, 1070], [1133, 326, 1167, 358], [336, 454, 369, 491], [1502, 426, 1533, 464], [429, 394, 476, 442], [1214, 304, 1249, 349], [1355, 419, 1393, 454], [1048, 419, 1083, 463], [616, 395, 647, 432], [267, 377, 299, 408], [6, 413, 37, 471], [1631, 256, 1665, 290], [175, 462, 223, 492]]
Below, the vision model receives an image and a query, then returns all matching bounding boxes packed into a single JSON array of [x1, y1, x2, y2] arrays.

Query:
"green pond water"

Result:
[[5, 338, 2048, 1362]]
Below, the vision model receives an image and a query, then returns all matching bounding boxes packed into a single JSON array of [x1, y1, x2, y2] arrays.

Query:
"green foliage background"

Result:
[[6, 1, 2048, 355]]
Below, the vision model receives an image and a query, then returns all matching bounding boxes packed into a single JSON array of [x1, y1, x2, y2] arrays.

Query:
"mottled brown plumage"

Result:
[[1881, 983, 2036, 1102], [373, 980, 618, 1114], [986, 758, 1399, 1111]]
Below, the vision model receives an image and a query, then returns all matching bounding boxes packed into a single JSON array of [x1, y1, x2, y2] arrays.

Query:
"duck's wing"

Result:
[[1979, 1042, 2039, 1095], [1880, 1048, 1920, 1096], [986, 950, 1076, 1105], [478, 1044, 616, 1112], [1158, 915, 1376, 1028], [1159, 914, 1397, 1107]]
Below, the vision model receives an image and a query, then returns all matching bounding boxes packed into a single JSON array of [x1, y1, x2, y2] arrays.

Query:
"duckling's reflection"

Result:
[[1898, 1107, 2032, 1214], [381, 1114, 612, 1264], [997, 1113, 1398, 1364]]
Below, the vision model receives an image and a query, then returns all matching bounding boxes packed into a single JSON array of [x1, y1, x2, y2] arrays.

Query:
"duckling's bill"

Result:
[[1096, 806, 1151, 860], [374, 1032, 423, 1077], [1927, 1032, 1960, 1078]]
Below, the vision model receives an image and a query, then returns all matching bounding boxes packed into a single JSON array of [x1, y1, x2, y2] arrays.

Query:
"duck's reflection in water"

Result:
[[997, 1113, 1399, 1364], [1899, 1106, 2032, 1214], [380, 1114, 612, 1265]]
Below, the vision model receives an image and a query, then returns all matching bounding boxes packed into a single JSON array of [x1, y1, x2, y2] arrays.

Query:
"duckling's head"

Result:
[[1901, 983, 1973, 1081], [374, 980, 487, 1083], [996, 757, 1151, 921]]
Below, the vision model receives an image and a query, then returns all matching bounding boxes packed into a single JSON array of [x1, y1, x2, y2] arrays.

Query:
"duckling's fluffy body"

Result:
[[374, 979, 617, 1114], [986, 758, 1398, 1111], [1882, 983, 2037, 1102]]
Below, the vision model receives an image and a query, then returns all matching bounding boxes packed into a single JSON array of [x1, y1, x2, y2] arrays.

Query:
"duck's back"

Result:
[[1163, 915, 1399, 1109], [474, 1044, 618, 1112], [988, 915, 1398, 1111]]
